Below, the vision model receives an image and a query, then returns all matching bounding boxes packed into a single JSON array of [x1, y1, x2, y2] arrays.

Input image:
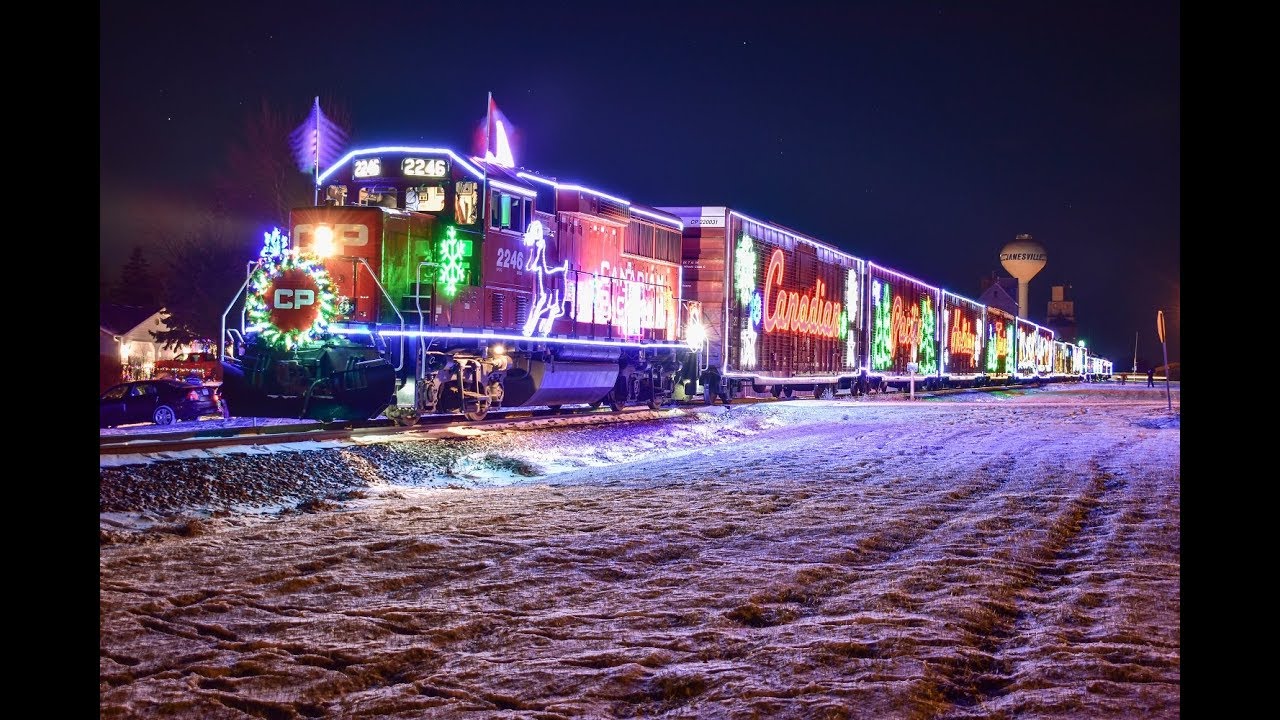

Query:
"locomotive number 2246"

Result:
[[495, 248, 526, 271]]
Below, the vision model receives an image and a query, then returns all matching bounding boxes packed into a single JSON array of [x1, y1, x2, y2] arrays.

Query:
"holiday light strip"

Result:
[[730, 211, 864, 265], [318, 146, 484, 184], [515, 171, 631, 205], [326, 325, 691, 349], [630, 206, 683, 230], [489, 179, 538, 197]]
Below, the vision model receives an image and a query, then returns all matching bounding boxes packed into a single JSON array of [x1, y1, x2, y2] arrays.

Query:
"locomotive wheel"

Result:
[[464, 400, 489, 422], [589, 399, 604, 409], [771, 386, 782, 399], [784, 387, 795, 399], [547, 404, 563, 414], [608, 390, 623, 412]]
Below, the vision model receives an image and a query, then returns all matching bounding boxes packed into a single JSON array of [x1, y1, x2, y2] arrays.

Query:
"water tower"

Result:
[[999, 234, 1047, 319]]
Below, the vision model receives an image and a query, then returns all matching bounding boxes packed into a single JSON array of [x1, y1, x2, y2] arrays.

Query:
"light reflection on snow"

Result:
[[100, 383, 1179, 718]]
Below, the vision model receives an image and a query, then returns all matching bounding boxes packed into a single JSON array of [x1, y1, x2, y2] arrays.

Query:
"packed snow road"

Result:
[[100, 383, 1180, 719]]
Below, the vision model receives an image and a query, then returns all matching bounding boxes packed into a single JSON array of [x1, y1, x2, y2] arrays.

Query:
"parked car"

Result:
[[154, 351, 222, 382], [100, 380, 224, 428]]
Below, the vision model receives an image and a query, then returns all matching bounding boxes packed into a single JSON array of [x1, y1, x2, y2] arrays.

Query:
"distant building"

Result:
[[100, 304, 178, 391], [977, 272, 1019, 317], [1045, 284, 1078, 343]]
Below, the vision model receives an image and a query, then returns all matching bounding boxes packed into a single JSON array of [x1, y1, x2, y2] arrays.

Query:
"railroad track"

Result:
[[99, 384, 1050, 457], [98, 404, 686, 456]]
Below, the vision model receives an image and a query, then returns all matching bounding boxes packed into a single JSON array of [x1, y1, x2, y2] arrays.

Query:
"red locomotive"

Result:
[[221, 146, 692, 421]]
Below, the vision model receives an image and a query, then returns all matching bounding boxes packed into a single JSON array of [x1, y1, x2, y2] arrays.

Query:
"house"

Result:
[[100, 304, 179, 391], [977, 273, 1019, 317]]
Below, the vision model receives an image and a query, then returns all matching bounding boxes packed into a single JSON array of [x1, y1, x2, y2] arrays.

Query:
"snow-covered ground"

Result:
[[100, 382, 1180, 718]]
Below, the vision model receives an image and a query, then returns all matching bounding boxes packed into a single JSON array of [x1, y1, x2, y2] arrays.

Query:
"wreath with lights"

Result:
[[246, 231, 339, 349]]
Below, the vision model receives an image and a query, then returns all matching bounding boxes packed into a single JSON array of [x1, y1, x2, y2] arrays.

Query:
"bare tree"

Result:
[[152, 209, 257, 351]]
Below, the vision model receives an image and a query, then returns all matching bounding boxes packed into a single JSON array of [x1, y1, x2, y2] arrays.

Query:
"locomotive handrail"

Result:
[[221, 260, 262, 360], [414, 260, 438, 336], [357, 257, 405, 372]]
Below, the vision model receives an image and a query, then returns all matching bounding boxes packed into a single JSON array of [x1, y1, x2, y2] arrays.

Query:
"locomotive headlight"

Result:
[[314, 225, 336, 258], [686, 322, 707, 350], [491, 343, 506, 356]]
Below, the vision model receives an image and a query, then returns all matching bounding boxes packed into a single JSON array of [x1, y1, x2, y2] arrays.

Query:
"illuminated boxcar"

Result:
[[984, 306, 1017, 382], [1015, 317, 1055, 381], [866, 262, 943, 391], [940, 290, 987, 386], [662, 207, 865, 399]]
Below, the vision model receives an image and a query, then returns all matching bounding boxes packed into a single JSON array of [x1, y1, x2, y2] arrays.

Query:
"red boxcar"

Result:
[[663, 206, 865, 399]]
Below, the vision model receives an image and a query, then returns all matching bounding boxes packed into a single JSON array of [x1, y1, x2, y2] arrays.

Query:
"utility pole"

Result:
[[1132, 331, 1138, 373]]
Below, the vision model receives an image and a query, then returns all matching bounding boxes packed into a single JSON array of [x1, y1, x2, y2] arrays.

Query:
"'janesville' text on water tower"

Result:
[[999, 234, 1047, 319]]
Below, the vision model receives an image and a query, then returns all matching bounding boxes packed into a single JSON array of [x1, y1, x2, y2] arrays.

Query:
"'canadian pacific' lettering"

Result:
[[762, 249, 842, 338]]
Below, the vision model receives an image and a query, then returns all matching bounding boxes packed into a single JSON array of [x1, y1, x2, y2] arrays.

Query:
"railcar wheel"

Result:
[[784, 387, 795, 399], [771, 386, 782, 399], [153, 405, 176, 425], [464, 403, 489, 422], [547, 404, 563, 414]]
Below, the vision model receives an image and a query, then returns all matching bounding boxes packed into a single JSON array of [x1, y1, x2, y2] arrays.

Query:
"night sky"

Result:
[[100, 0, 1179, 365]]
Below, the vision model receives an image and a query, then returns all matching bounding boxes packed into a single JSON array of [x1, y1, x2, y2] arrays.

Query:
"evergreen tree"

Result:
[[112, 246, 161, 308]]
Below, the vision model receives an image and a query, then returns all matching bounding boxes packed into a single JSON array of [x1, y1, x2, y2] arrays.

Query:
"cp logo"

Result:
[[273, 289, 315, 309]]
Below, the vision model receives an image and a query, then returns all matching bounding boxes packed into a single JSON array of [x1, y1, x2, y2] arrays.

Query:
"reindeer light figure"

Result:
[[521, 220, 568, 336]]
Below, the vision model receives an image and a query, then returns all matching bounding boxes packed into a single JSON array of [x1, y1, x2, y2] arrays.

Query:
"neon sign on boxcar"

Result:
[[761, 249, 842, 338]]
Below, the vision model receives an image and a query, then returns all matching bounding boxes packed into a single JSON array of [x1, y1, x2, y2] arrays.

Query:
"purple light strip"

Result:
[[317, 147, 485, 185], [729, 210, 864, 265], [326, 325, 690, 349], [1015, 316, 1055, 337], [513, 171, 558, 188], [942, 289, 984, 310], [868, 262, 941, 293], [515, 171, 632, 206], [489, 179, 538, 198], [629, 206, 683, 230]]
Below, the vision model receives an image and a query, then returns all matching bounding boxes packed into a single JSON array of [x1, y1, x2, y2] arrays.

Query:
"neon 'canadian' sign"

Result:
[[761, 249, 842, 338]]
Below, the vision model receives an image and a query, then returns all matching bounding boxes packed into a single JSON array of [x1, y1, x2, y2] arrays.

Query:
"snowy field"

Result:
[[100, 383, 1180, 719]]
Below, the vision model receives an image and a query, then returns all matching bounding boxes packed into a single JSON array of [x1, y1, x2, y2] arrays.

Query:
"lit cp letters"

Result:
[[273, 288, 315, 309]]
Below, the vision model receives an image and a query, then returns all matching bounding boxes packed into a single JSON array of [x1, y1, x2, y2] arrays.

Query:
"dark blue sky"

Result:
[[100, 0, 1180, 364]]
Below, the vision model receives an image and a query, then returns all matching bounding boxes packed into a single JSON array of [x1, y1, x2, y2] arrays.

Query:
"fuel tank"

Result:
[[500, 360, 620, 408]]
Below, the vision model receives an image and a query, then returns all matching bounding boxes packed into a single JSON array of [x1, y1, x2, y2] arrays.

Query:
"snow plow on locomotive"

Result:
[[220, 147, 694, 421]]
